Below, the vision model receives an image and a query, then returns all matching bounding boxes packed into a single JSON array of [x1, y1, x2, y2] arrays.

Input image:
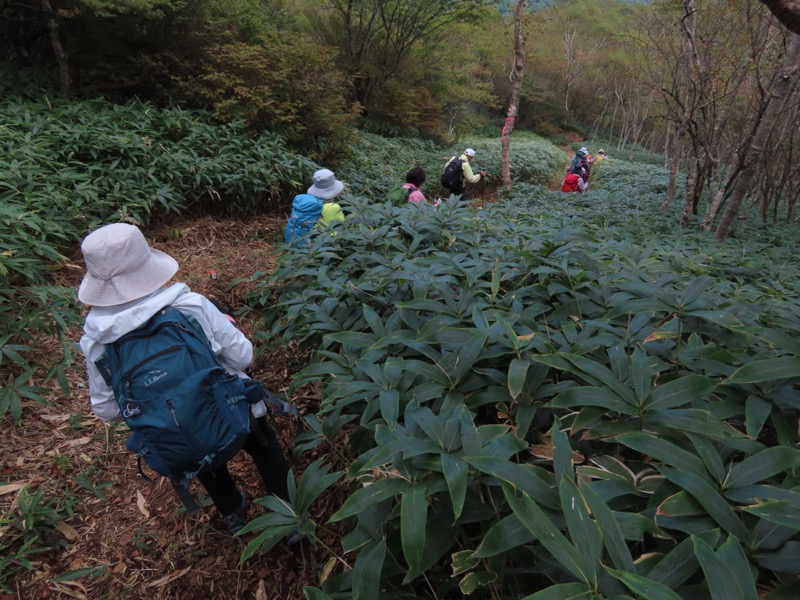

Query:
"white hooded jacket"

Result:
[[80, 283, 253, 423]]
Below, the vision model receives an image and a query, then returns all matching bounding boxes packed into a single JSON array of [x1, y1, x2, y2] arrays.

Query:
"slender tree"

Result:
[[760, 0, 800, 33], [501, 0, 525, 189], [40, 0, 71, 88], [320, 0, 489, 115], [715, 34, 800, 240]]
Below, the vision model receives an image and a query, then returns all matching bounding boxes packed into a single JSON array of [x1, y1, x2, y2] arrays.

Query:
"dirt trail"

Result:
[[1, 214, 339, 599]]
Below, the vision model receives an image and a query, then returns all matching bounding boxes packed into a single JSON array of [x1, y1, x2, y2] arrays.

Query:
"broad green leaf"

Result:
[[744, 395, 771, 439], [631, 347, 652, 405], [521, 583, 594, 599], [450, 333, 486, 385], [441, 454, 467, 521], [643, 409, 735, 440], [402, 507, 458, 584], [465, 457, 560, 510], [353, 539, 386, 600], [362, 437, 443, 470], [379, 389, 399, 429], [680, 275, 713, 307], [502, 483, 592, 585], [396, 359, 451, 386], [459, 571, 498, 595], [645, 532, 717, 587], [581, 484, 635, 571], [564, 353, 636, 404], [764, 580, 800, 599], [725, 486, 800, 508], [726, 357, 800, 384], [508, 357, 530, 400], [400, 484, 427, 571], [460, 406, 482, 456], [451, 550, 479, 576], [549, 386, 638, 415], [692, 535, 748, 600], [605, 568, 682, 600], [472, 514, 535, 558], [717, 536, 758, 600], [684, 435, 725, 487], [646, 375, 716, 411], [553, 419, 575, 483], [754, 541, 800, 575], [303, 588, 334, 600], [330, 478, 409, 522], [616, 433, 709, 481], [725, 447, 800, 489], [742, 500, 800, 530], [325, 330, 378, 348], [560, 477, 601, 586], [659, 467, 749, 541]]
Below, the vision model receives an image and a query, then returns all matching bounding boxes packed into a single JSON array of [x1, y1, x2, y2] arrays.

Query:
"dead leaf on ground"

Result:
[[56, 521, 79, 542], [255, 580, 267, 600], [136, 490, 150, 519], [146, 566, 192, 588], [0, 481, 28, 495]]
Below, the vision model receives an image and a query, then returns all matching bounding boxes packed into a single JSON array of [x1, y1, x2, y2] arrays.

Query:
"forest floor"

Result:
[[1, 214, 344, 600]]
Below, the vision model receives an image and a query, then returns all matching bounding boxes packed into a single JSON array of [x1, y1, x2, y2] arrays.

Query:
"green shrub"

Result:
[[249, 187, 800, 598], [0, 77, 316, 423]]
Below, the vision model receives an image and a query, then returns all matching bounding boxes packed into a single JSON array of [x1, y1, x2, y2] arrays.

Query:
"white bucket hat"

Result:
[[308, 168, 345, 200], [77, 223, 178, 307], [464, 148, 476, 157]]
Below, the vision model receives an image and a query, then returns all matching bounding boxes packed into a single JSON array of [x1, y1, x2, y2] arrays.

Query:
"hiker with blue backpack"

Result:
[[78, 223, 293, 535], [284, 168, 346, 245], [441, 148, 486, 201]]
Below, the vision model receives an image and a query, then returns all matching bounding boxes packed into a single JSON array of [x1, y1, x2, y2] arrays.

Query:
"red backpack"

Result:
[[562, 172, 581, 193]]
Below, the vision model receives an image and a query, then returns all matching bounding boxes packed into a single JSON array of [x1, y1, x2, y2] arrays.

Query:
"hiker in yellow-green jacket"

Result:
[[441, 148, 485, 201], [284, 169, 346, 245]]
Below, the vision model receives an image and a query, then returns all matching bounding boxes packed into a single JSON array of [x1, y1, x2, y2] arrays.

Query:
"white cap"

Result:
[[465, 148, 476, 157], [579, 147, 588, 154]]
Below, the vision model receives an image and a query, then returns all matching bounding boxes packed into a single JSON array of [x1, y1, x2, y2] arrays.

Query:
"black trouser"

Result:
[[197, 418, 290, 516], [447, 186, 468, 201]]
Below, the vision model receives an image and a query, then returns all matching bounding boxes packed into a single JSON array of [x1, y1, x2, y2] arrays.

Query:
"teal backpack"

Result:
[[96, 306, 251, 512]]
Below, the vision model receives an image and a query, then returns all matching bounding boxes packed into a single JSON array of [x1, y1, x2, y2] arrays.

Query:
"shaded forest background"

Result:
[[4, 0, 800, 241]]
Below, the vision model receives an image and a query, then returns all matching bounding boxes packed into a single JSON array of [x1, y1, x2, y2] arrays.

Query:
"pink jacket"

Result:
[[403, 183, 427, 203]]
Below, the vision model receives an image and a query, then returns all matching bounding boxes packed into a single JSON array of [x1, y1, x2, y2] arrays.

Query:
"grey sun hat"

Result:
[[77, 223, 178, 307], [308, 168, 345, 200]]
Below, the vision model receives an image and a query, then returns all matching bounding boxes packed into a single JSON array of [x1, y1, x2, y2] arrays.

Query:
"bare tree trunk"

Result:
[[679, 155, 699, 227], [41, 0, 72, 89], [716, 35, 800, 241], [591, 93, 612, 143], [700, 153, 741, 230], [661, 136, 682, 216], [501, 0, 526, 190]]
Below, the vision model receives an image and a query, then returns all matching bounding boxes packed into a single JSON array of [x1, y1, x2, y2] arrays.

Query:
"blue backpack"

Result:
[[96, 306, 251, 511], [284, 193, 323, 244]]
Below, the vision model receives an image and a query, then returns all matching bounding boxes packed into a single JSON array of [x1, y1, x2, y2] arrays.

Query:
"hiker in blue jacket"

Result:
[[78, 223, 292, 535], [284, 168, 346, 245]]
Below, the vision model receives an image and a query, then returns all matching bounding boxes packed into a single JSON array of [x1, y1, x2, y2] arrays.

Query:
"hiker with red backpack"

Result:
[[441, 148, 486, 201], [561, 168, 587, 193], [78, 223, 293, 535]]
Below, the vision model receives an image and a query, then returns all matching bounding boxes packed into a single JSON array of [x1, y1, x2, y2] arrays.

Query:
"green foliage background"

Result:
[[246, 157, 800, 598]]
